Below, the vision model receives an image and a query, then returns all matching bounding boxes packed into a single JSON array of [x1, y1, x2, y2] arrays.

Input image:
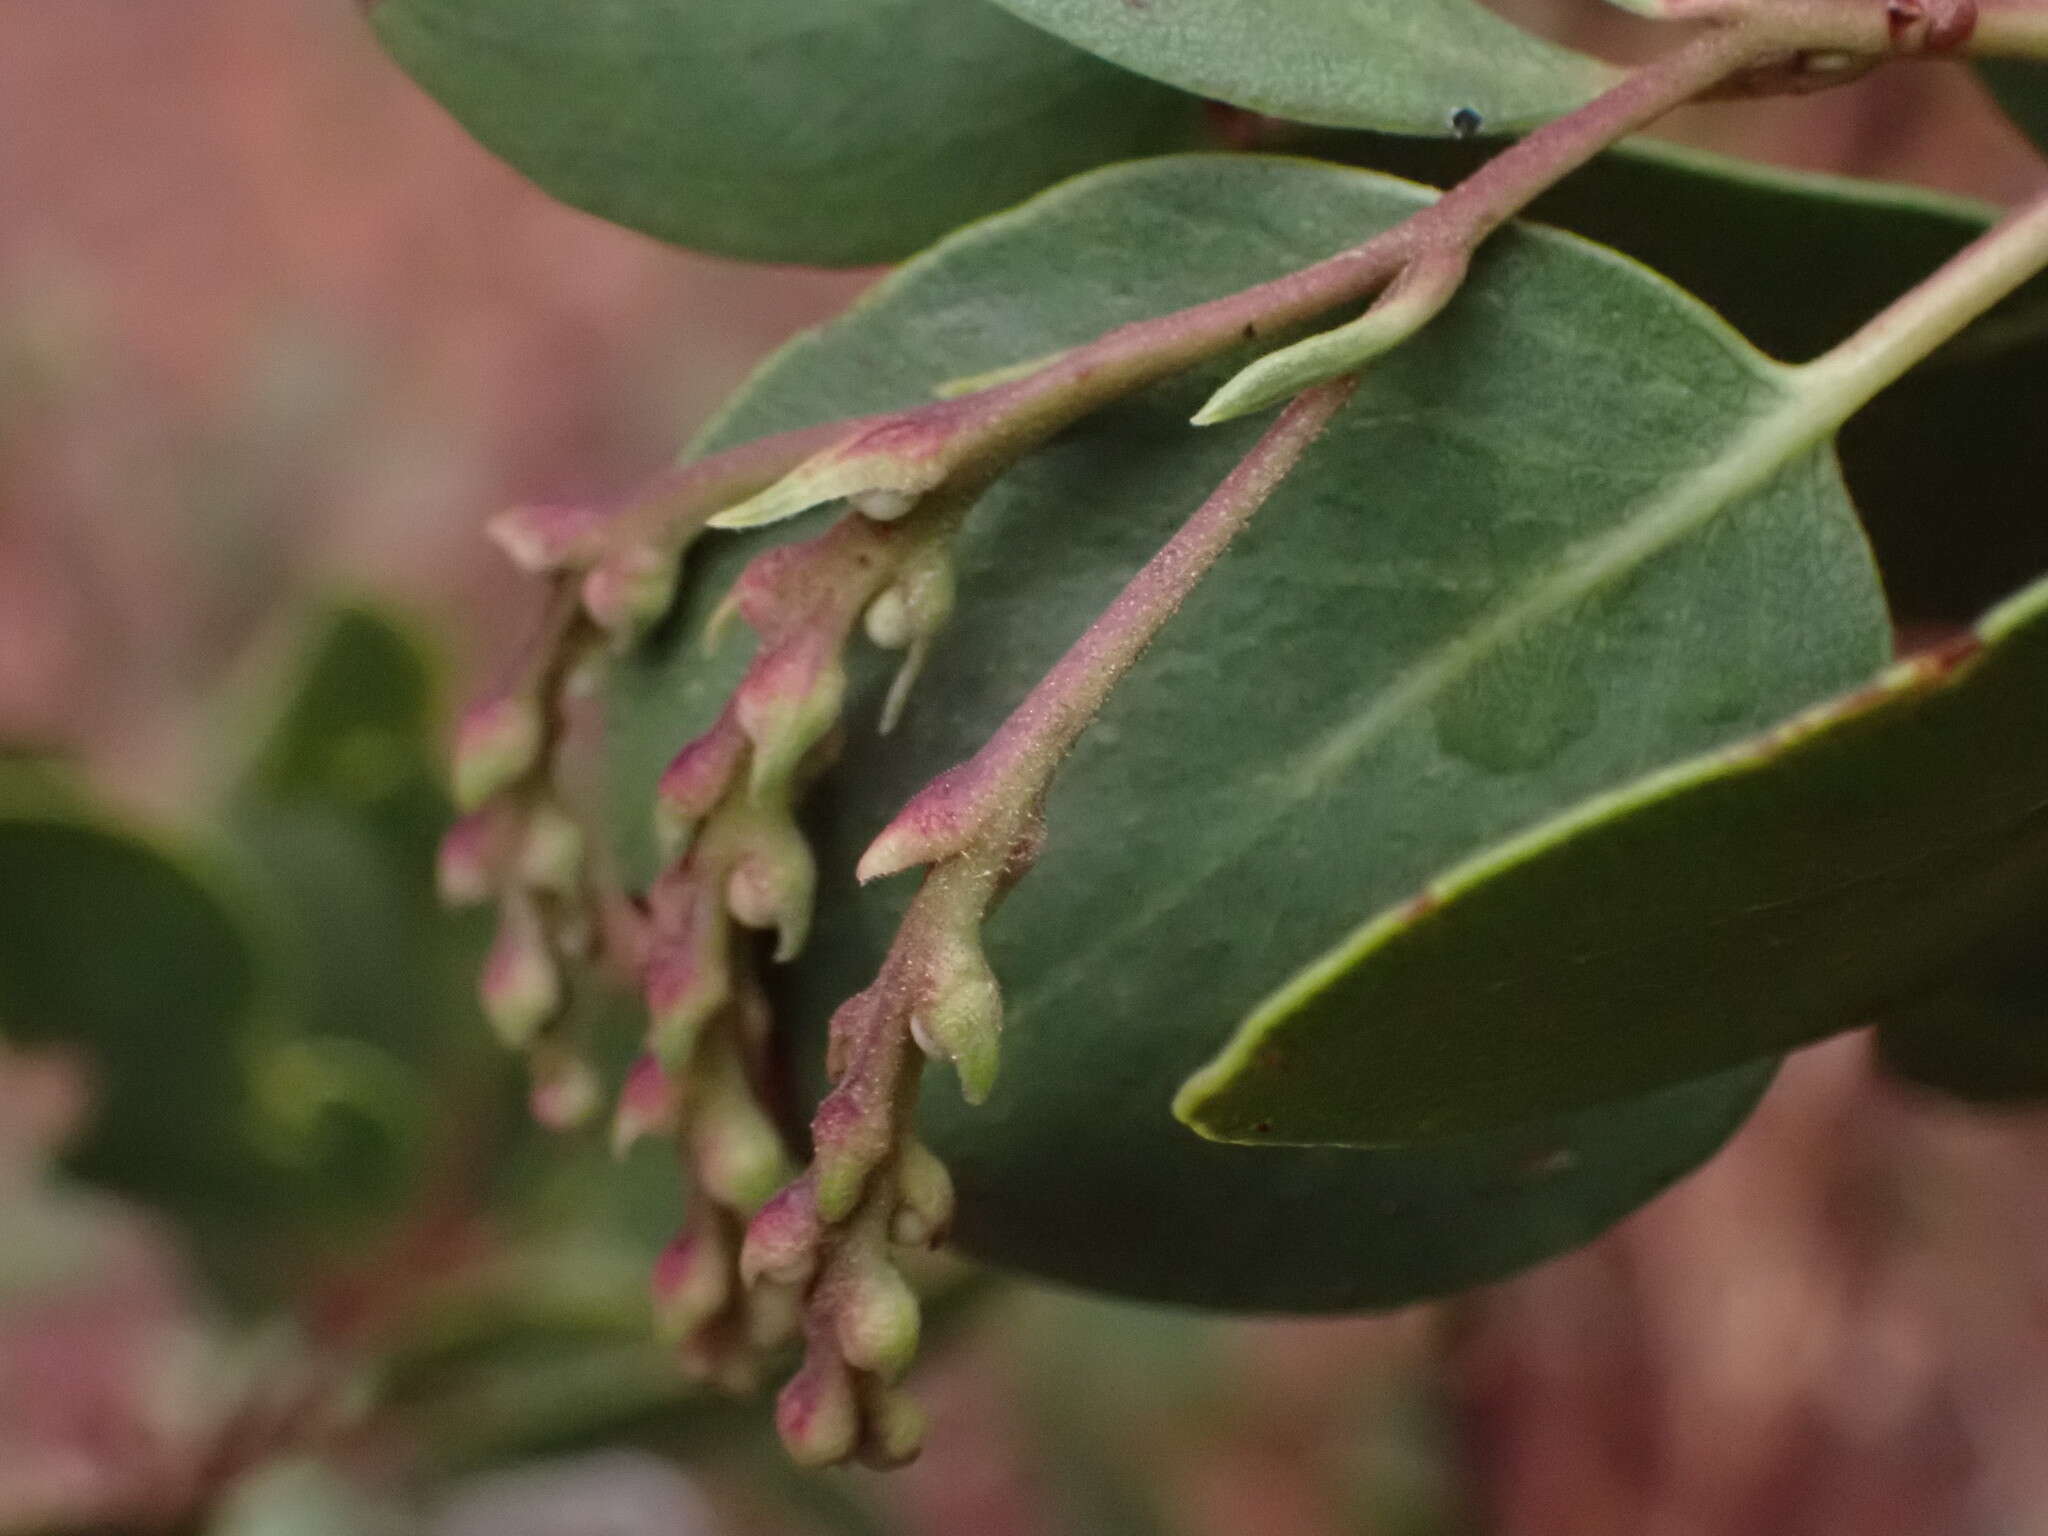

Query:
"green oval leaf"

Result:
[[370, 0, 1208, 266], [1302, 131, 2048, 625], [1183, 577, 2048, 1147], [0, 781, 264, 1226], [609, 156, 1886, 1307], [988, 0, 1617, 134], [224, 605, 489, 1219]]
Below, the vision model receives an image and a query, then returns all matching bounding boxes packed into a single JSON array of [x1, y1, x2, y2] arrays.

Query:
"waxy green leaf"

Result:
[[609, 156, 1887, 1308], [1302, 130, 2048, 623], [371, 0, 1208, 266], [988, 0, 1617, 134], [1183, 577, 2048, 1148]]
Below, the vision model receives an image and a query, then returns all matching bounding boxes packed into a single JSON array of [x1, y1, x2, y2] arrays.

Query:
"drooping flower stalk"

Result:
[[619, 493, 981, 1394], [438, 423, 864, 1121], [743, 380, 1358, 1465]]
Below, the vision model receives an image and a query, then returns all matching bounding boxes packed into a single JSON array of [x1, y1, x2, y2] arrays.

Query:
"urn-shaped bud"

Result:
[[653, 715, 747, 859], [741, 1178, 822, 1290], [436, 809, 503, 906], [481, 894, 562, 1050], [733, 633, 848, 797], [723, 809, 817, 961], [651, 1228, 731, 1346], [610, 1051, 678, 1156], [452, 694, 545, 811], [832, 1247, 921, 1380], [862, 548, 955, 651], [808, 1072, 898, 1223], [643, 894, 732, 1070], [855, 1378, 927, 1469], [691, 1048, 795, 1215], [890, 1140, 956, 1248], [582, 543, 681, 642], [516, 802, 585, 895], [909, 932, 1004, 1104], [777, 1348, 859, 1467], [530, 1047, 600, 1131]]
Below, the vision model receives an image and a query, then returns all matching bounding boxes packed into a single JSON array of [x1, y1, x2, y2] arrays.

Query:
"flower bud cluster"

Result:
[[440, 583, 610, 1128], [623, 509, 967, 1396]]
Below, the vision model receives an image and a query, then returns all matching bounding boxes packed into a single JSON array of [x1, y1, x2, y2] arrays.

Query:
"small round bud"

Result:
[[516, 802, 585, 894], [850, 489, 918, 523], [832, 1249, 921, 1380], [651, 1227, 731, 1346], [436, 810, 502, 906], [452, 695, 544, 811], [777, 1350, 859, 1468], [480, 894, 561, 1050]]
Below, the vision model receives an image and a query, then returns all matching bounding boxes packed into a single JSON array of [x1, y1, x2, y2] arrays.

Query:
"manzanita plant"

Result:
[[382, 0, 2048, 1471]]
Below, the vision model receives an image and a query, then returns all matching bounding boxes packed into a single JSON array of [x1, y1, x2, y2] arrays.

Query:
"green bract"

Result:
[[608, 156, 1889, 1308], [372, 0, 1208, 266], [987, 0, 1617, 134]]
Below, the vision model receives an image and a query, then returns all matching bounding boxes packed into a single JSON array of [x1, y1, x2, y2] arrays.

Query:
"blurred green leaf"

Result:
[[221, 605, 486, 1226], [0, 778, 267, 1227], [1182, 576, 2048, 1147], [239, 604, 449, 864], [370, 0, 1209, 266], [990, 0, 1616, 134]]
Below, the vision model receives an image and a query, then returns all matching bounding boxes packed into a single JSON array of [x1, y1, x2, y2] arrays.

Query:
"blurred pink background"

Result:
[[5, 4, 2048, 1533]]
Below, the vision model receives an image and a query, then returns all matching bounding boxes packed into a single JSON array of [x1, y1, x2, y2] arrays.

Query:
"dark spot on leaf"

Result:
[[1252, 1120, 1272, 1134], [1449, 107, 1483, 139], [1516, 1146, 1578, 1180], [1242, 322, 1257, 340]]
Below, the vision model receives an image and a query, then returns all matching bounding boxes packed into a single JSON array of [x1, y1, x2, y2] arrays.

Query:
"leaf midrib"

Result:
[[1007, 364, 1859, 1038]]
